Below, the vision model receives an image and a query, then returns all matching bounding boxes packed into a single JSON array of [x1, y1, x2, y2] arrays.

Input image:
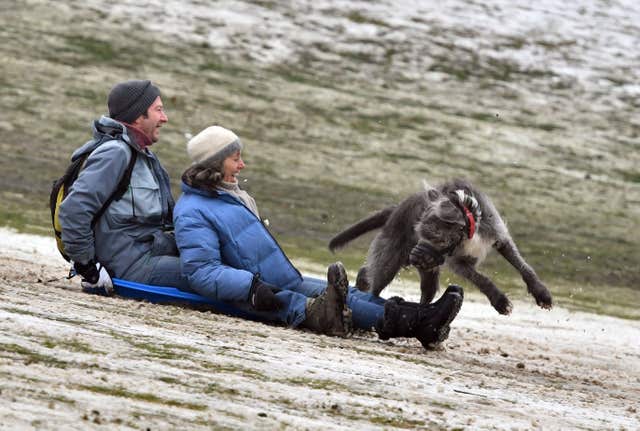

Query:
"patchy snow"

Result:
[[1, 227, 639, 429], [87, 0, 640, 100]]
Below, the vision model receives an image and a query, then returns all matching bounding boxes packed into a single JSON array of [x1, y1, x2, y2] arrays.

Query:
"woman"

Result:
[[173, 125, 464, 348]]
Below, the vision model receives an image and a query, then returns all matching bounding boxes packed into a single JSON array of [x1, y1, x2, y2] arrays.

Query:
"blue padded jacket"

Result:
[[173, 183, 302, 302]]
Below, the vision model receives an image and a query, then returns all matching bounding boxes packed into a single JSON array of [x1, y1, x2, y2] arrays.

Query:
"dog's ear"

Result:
[[438, 201, 465, 224], [422, 180, 441, 201]]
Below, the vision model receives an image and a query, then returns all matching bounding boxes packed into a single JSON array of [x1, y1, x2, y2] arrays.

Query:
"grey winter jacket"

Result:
[[58, 116, 176, 281]]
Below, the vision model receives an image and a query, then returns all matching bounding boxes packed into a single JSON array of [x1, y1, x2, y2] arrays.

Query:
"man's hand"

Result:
[[249, 277, 283, 311], [74, 260, 114, 296]]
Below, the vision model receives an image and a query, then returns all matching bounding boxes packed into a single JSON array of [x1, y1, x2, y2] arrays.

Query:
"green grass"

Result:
[[203, 382, 240, 396], [440, 265, 640, 320], [279, 376, 350, 391], [0, 343, 70, 368], [42, 337, 100, 354], [369, 415, 428, 429], [80, 384, 208, 410], [201, 361, 268, 380], [158, 376, 181, 385], [49, 394, 77, 405], [619, 170, 640, 183], [111, 333, 202, 359], [346, 11, 390, 27]]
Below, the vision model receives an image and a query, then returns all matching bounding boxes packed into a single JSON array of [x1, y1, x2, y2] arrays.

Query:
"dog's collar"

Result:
[[451, 190, 480, 239], [462, 205, 476, 239]]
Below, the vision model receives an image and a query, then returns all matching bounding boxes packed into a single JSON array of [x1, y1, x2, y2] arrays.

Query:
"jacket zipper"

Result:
[[131, 184, 136, 218], [222, 193, 303, 279]]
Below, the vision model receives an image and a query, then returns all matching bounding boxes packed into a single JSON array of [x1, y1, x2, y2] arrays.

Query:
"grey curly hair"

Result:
[[181, 156, 225, 192]]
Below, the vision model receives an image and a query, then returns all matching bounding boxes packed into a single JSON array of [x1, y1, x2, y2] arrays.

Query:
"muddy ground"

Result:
[[1, 228, 638, 430]]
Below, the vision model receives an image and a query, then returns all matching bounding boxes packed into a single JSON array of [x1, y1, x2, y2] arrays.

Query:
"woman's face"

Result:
[[222, 150, 245, 183]]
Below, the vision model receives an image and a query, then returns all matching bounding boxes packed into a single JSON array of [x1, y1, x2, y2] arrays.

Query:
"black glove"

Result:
[[74, 259, 100, 284], [249, 276, 283, 311], [73, 259, 114, 296]]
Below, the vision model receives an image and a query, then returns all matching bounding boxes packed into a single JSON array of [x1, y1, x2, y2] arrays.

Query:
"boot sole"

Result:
[[326, 262, 353, 337], [436, 292, 462, 341], [420, 291, 463, 348], [444, 284, 464, 299]]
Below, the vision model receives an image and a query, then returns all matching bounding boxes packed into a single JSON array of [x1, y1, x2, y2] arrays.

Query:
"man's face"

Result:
[[133, 96, 168, 142]]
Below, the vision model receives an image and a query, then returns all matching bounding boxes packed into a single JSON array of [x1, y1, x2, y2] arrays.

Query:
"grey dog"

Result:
[[329, 179, 553, 315]]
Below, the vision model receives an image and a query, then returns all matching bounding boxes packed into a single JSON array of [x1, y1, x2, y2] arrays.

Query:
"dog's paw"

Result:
[[412, 259, 440, 271], [493, 295, 513, 315], [355, 269, 370, 292], [534, 289, 553, 310], [528, 282, 553, 310]]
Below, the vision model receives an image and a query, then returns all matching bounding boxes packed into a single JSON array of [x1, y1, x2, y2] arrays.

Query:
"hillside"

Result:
[[1, 1, 639, 300]]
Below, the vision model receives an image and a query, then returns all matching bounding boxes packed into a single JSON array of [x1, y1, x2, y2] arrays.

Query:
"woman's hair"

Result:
[[181, 156, 225, 192]]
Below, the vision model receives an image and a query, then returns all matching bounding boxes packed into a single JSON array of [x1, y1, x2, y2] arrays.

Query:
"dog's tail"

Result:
[[329, 206, 395, 252]]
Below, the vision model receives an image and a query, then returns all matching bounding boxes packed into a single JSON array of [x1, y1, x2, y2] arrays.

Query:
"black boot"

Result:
[[301, 262, 353, 337], [407, 285, 464, 309], [375, 285, 463, 348]]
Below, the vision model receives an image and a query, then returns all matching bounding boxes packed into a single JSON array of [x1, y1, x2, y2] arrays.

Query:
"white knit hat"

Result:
[[187, 126, 242, 165]]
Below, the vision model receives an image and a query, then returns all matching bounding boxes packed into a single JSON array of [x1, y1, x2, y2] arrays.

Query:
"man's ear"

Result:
[[130, 114, 144, 126]]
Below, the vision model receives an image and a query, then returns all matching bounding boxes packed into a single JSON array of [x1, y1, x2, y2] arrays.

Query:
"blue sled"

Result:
[[112, 278, 259, 321]]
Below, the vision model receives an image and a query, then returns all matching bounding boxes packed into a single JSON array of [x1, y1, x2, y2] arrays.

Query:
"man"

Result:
[[59, 80, 189, 294]]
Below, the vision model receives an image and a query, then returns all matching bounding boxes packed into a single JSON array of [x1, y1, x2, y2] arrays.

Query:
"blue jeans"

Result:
[[145, 255, 190, 290], [229, 276, 386, 331]]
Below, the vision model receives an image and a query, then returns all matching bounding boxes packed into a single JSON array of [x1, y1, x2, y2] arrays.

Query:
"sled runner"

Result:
[[112, 278, 259, 320]]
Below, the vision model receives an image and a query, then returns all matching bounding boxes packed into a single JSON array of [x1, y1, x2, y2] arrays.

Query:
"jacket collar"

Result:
[[181, 182, 244, 204], [94, 115, 127, 138], [71, 116, 129, 161], [181, 182, 218, 198]]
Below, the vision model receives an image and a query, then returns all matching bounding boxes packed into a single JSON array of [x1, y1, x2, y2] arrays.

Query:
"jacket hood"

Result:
[[71, 116, 138, 161]]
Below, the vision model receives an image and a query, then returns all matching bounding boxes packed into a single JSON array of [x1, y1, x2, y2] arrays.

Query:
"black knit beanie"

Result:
[[107, 80, 161, 123]]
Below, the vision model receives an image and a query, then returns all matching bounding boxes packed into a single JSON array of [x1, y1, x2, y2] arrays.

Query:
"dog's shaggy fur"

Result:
[[329, 179, 553, 314]]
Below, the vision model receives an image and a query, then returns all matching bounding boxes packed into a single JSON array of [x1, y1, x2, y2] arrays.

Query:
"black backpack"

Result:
[[50, 138, 137, 262]]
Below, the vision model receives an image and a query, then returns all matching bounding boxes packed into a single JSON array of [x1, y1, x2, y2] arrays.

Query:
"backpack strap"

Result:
[[91, 147, 138, 227], [51, 134, 139, 262]]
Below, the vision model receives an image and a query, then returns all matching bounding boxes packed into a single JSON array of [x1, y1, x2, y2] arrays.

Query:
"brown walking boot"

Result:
[[301, 262, 353, 337]]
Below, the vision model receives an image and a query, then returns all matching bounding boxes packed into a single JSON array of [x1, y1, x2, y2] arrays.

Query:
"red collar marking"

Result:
[[463, 206, 476, 239]]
